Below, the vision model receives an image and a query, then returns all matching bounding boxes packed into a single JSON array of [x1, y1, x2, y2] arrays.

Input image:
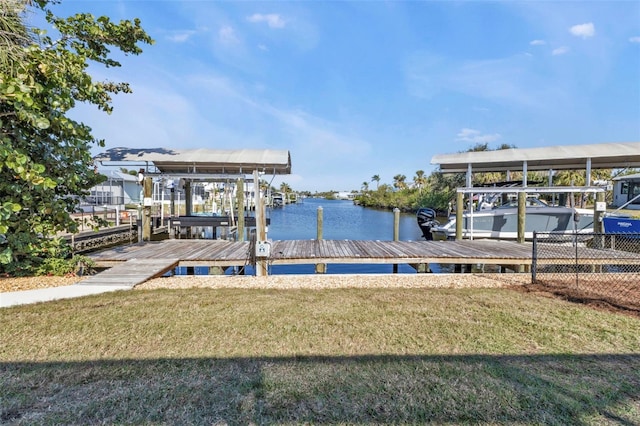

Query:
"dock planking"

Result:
[[78, 258, 179, 287], [85, 238, 640, 281], [88, 239, 536, 269]]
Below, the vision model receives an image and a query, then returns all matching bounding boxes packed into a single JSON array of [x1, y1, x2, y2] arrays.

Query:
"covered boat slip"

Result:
[[430, 142, 640, 242], [94, 147, 291, 242]]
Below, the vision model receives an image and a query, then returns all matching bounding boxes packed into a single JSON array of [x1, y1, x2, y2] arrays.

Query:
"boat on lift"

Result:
[[429, 198, 595, 241]]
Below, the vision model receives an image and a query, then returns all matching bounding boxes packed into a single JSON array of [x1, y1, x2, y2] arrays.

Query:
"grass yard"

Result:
[[1, 287, 639, 424]]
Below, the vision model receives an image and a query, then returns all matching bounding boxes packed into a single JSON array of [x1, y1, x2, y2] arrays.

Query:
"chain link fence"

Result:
[[532, 232, 640, 312]]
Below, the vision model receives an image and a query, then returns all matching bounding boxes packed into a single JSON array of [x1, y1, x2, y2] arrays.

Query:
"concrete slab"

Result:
[[0, 284, 131, 308]]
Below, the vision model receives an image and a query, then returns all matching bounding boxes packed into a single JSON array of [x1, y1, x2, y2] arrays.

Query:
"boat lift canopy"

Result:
[[431, 141, 640, 191], [94, 147, 292, 181]]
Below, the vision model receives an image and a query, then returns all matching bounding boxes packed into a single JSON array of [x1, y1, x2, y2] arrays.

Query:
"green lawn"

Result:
[[1, 287, 639, 424]]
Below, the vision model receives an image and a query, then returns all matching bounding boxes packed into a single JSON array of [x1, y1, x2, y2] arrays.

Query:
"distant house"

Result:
[[612, 173, 640, 210], [86, 170, 141, 208], [335, 191, 356, 200]]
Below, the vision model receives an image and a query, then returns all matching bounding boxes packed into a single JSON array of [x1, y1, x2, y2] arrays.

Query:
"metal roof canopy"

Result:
[[94, 147, 292, 178], [431, 142, 640, 173]]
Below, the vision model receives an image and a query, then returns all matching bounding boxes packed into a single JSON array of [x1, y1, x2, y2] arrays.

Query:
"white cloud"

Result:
[[456, 128, 501, 144], [406, 52, 562, 109], [218, 25, 239, 45], [552, 46, 569, 56], [630, 36, 640, 43], [247, 13, 286, 29], [570, 22, 595, 39], [166, 30, 196, 43], [530, 39, 546, 46]]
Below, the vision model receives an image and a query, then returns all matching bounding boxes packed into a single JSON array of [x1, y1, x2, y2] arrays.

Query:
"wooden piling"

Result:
[[456, 191, 464, 240], [237, 178, 245, 241], [316, 206, 326, 273]]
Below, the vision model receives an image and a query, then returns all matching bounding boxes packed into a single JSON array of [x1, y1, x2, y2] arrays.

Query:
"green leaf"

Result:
[[35, 117, 50, 129]]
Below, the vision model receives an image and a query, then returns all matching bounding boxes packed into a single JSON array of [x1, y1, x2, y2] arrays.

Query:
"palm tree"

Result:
[[361, 181, 369, 191], [393, 174, 407, 190], [279, 182, 292, 194], [414, 170, 427, 193], [371, 174, 381, 190]]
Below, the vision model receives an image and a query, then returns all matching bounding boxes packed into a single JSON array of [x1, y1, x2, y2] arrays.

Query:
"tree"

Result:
[[371, 174, 380, 190], [361, 181, 369, 191], [279, 182, 292, 194], [414, 170, 427, 193], [393, 174, 407, 190], [0, 0, 153, 274]]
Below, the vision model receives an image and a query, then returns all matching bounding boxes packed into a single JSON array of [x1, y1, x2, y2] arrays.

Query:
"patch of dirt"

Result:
[[511, 282, 640, 319]]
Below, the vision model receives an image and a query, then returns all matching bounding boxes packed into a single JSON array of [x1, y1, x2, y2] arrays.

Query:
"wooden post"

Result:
[[142, 176, 152, 241], [185, 181, 192, 216], [254, 170, 268, 276], [593, 192, 605, 234], [316, 206, 326, 273], [456, 191, 464, 240], [237, 178, 245, 242], [169, 187, 175, 239], [317, 206, 323, 240], [517, 191, 526, 244], [184, 180, 192, 239], [393, 208, 400, 273]]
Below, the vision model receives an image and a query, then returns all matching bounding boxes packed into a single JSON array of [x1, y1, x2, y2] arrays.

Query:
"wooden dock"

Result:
[[80, 238, 640, 288], [88, 239, 536, 271]]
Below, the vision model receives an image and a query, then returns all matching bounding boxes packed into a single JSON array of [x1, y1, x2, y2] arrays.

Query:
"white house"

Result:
[[87, 170, 141, 208], [612, 173, 640, 210]]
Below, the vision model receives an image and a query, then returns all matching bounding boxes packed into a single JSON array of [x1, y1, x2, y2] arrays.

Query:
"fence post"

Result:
[[531, 232, 537, 283]]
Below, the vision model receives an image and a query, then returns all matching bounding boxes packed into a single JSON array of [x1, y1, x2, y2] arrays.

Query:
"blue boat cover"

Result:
[[603, 216, 640, 234]]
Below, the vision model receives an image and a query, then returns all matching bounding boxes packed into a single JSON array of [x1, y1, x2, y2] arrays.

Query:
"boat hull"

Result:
[[430, 207, 594, 241]]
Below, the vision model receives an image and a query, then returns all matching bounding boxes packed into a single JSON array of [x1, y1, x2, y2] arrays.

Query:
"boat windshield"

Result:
[[495, 197, 548, 209]]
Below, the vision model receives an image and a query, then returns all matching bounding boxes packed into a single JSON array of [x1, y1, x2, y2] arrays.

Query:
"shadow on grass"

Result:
[[2, 354, 639, 425]]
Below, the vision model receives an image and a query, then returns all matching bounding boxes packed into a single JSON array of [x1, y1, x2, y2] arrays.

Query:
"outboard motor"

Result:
[[416, 208, 439, 240]]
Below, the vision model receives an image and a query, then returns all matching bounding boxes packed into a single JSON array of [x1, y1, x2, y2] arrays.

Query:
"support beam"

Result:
[[253, 170, 268, 276], [142, 176, 152, 241], [456, 191, 464, 241], [236, 178, 245, 242], [517, 192, 526, 244]]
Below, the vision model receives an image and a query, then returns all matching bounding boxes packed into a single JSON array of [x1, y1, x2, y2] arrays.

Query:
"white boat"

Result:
[[430, 198, 594, 241]]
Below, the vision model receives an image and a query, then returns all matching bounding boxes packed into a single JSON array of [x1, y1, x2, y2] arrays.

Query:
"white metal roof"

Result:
[[613, 172, 640, 181], [94, 147, 292, 176], [431, 142, 640, 173]]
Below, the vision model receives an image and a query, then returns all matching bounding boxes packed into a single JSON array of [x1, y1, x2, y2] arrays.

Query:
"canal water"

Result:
[[233, 197, 429, 275]]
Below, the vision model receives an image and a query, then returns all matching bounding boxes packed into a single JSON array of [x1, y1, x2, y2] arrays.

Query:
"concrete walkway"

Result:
[[1, 284, 132, 308], [1, 258, 179, 308]]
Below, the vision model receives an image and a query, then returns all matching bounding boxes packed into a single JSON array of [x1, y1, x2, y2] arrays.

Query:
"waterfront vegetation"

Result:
[[0, 1, 152, 276], [2, 286, 639, 424]]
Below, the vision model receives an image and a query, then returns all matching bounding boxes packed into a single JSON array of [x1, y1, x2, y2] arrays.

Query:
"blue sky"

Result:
[[40, 1, 640, 192]]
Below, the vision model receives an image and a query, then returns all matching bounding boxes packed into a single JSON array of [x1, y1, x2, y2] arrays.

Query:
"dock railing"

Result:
[[532, 231, 640, 313]]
